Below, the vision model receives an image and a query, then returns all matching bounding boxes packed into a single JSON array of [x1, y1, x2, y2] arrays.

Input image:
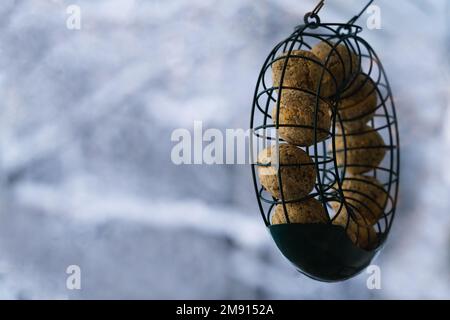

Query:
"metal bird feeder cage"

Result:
[[250, 0, 400, 282]]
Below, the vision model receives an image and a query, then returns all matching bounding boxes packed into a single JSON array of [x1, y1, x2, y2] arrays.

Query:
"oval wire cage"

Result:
[[250, 2, 400, 282]]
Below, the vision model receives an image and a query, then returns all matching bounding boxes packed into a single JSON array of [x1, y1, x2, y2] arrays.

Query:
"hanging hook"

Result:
[[312, 0, 325, 15], [304, 0, 325, 26], [347, 0, 375, 24], [303, 0, 374, 28]]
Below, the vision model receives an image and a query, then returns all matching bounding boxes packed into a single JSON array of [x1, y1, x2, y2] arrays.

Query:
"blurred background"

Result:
[[0, 0, 449, 299]]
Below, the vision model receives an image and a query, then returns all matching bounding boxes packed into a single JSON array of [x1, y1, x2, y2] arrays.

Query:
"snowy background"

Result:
[[0, 0, 449, 299]]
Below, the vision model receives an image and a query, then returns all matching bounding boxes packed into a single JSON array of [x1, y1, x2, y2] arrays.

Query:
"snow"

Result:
[[0, 0, 449, 299]]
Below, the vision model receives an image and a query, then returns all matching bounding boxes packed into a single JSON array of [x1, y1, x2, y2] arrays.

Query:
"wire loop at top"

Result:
[[304, 12, 321, 26], [305, 0, 376, 26], [304, 0, 324, 26]]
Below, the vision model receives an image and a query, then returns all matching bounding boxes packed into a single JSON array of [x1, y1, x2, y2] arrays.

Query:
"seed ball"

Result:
[[272, 89, 331, 146], [338, 73, 377, 129], [271, 50, 335, 97], [271, 199, 329, 225], [257, 144, 316, 200], [312, 41, 360, 94], [332, 175, 387, 226], [335, 125, 386, 174], [333, 208, 379, 250]]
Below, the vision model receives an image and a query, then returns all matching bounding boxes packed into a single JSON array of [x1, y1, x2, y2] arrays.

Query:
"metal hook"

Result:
[[307, 0, 376, 26], [304, 0, 325, 26], [347, 0, 375, 24], [311, 0, 325, 16]]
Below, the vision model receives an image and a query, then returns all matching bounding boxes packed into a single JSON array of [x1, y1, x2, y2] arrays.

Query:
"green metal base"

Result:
[[269, 223, 380, 282]]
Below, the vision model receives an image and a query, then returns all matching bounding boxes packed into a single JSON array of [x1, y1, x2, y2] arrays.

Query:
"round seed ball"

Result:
[[271, 199, 329, 225], [257, 144, 316, 200], [332, 175, 387, 226], [272, 89, 331, 146], [333, 209, 378, 250], [338, 73, 377, 129], [335, 125, 386, 174], [312, 41, 360, 94], [271, 50, 335, 97]]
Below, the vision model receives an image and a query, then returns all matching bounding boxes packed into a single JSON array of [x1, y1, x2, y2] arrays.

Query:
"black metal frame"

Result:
[[250, 4, 399, 281]]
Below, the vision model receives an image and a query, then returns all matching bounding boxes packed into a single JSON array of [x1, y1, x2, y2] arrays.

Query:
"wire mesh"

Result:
[[250, 19, 399, 254]]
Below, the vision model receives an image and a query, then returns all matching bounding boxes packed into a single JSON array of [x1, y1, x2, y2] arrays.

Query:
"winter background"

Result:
[[0, 0, 449, 299]]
